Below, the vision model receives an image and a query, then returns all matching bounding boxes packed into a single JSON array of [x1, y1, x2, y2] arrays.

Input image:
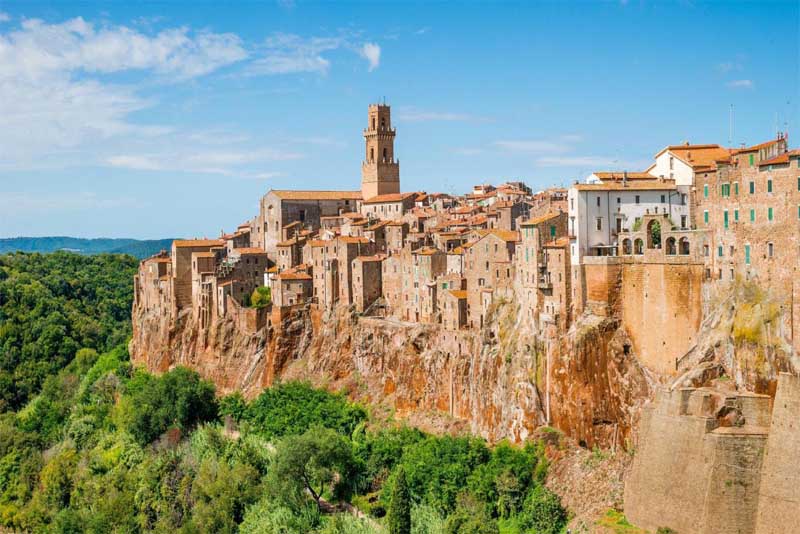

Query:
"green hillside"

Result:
[[0, 237, 175, 259]]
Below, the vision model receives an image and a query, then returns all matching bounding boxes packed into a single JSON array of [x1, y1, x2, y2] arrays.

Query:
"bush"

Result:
[[244, 381, 366, 440], [250, 286, 271, 308]]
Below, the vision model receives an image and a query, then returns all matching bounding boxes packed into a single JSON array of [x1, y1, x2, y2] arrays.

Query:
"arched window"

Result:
[[666, 237, 677, 255], [383, 147, 388, 161], [634, 238, 644, 255], [647, 219, 661, 249], [370, 147, 374, 162], [372, 117, 375, 129], [679, 237, 690, 255], [622, 239, 632, 255], [381, 118, 386, 129]]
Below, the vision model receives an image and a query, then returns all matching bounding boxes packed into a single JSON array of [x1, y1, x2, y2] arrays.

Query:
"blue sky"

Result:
[[0, 0, 796, 239]]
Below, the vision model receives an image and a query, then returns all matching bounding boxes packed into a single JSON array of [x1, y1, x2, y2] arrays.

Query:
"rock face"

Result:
[[130, 299, 652, 448]]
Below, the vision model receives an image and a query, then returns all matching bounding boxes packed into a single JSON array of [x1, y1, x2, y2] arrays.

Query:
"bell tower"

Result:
[[361, 103, 400, 200]]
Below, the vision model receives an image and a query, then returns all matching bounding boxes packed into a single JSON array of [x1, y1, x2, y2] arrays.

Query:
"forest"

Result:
[[0, 252, 567, 533]]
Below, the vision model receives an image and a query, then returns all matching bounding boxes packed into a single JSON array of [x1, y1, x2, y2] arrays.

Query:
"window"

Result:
[[595, 217, 602, 231], [745, 245, 751, 264], [768, 242, 774, 258], [616, 218, 622, 233], [767, 179, 773, 193], [704, 210, 709, 224], [617, 197, 621, 204], [550, 225, 556, 238], [635, 195, 640, 204], [681, 193, 687, 205], [723, 210, 729, 229], [749, 181, 755, 194], [718, 245, 723, 257], [750, 209, 755, 222], [768, 207, 774, 221], [596, 196, 601, 207], [749, 154, 754, 166], [669, 156, 674, 170], [661, 194, 666, 203], [729, 245, 734, 257], [734, 209, 739, 222], [703, 244, 709, 257], [681, 215, 687, 228], [703, 184, 708, 198], [734, 182, 739, 195]]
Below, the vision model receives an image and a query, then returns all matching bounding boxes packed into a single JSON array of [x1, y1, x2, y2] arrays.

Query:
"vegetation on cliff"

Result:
[[0, 252, 567, 533]]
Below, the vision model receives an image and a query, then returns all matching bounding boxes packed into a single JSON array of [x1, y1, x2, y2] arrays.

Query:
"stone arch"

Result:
[[680, 237, 691, 255], [622, 238, 632, 255], [634, 238, 644, 255], [647, 218, 662, 248], [666, 236, 677, 255]]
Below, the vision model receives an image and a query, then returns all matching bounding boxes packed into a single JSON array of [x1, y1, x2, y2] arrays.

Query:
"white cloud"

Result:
[[493, 140, 571, 153], [0, 191, 144, 215], [247, 33, 382, 76], [727, 79, 754, 89], [397, 107, 489, 122], [0, 12, 10, 22], [360, 42, 380, 71], [0, 17, 247, 169], [536, 156, 648, 168], [107, 147, 303, 176]]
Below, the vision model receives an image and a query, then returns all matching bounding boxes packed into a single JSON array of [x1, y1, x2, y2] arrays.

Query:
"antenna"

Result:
[[728, 104, 734, 146]]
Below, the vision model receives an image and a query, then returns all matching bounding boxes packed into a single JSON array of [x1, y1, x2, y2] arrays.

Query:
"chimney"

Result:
[[623, 170, 628, 187]]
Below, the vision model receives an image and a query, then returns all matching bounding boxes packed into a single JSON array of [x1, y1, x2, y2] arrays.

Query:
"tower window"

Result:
[[383, 147, 387, 161], [370, 148, 374, 162]]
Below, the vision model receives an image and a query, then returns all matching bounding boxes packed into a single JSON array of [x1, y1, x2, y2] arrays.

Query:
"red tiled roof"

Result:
[[270, 190, 362, 200], [362, 192, 417, 204], [174, 239, 225, 248]]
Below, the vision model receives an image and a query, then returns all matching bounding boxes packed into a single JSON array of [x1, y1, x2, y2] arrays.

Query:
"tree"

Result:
[[250, 286, 271, 308], [266, 426, 359, 513], [388, 466, 411, 534], [518, 486, 567, 534]]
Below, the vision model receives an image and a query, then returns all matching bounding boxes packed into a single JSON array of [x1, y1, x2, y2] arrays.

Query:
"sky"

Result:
[[0, 1, 797, 239]]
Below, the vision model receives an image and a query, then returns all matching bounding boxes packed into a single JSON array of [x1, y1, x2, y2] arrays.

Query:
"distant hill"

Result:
[[0, 237, 176, 259]]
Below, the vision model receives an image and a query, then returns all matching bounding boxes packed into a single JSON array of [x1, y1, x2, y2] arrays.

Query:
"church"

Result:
[[251, 103, 404, 258]]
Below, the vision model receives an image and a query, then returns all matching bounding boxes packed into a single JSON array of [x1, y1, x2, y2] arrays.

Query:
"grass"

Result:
[[595, 509, 648, 534]]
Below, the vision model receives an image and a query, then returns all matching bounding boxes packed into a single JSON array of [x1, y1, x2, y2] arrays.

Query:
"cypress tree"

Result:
[[388, 466, 411, 534]]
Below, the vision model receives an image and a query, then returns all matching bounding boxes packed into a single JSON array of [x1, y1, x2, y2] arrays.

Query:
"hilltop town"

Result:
[[129, 103, 800, 533], [135, 103, 798, 362]]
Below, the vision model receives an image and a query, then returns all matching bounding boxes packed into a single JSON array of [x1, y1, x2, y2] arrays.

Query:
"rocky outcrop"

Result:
[[131, 297, 653, 448]]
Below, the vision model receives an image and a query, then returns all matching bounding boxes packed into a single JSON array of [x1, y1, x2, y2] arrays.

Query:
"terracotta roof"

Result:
[[366, 220, 390, 231], [192, 251, 216, 258], [306, 239, 327, 247], [543, 237, 570, 248], [339, 236, 371, 244], [173, 239, 225, 248], [284, 221, 302, 229], [521, 212, 562, 226], [270, 190, 362, 201], [276, 238, 305, 247], [362, 192, 416, 204], [235, 247, 268, 255], [354, 254, 386, 263], [342, 212, 365, 220], [266, 266, 278, 273], [735, 138, 784, 153], [477, 229, 520, 242], [593, 171, 656, 181], [351, 219, 370, 227], [656, 144, 732, 170], [277, 272, 312, 281], [387, 220, 407, 227], [414, 247, 441, 256], [448, 290, 468, 299], [758, 149, 800, 167], [574, 180, 677, 191], [449, 246, 464, 255]]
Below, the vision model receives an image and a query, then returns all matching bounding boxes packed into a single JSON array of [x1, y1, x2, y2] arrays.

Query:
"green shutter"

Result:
[[718, 245, 723, 257], [723, 210, 729, 228], [745, 245, 751, 264], [734, 182, 739, 195], [750, 181, 755, 194], [550, 225, 556, 238], [750, 209, 755, 222], [749, 154, 754, 166], [734, 209, 739, 222], [768, 179, 773, 193], [704, 211, 709, 224], [768, 207, 773, 221], [704, 184, 708, 198]]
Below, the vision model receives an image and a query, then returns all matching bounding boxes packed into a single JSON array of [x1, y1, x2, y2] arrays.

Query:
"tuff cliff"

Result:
[[130, 297, 652, 449]]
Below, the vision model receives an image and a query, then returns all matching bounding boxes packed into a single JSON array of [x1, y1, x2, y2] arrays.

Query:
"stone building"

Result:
[[352, 255, 385, 313], [361, 103, 400, 200], [272, 271, 313, 307], [171, 239, 225, 310], [360, 192, 416, 219], [464, 230, 519, 328]]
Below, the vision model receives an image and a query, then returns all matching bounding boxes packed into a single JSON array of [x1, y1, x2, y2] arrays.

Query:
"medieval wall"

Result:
[[618, 263, 704, 376]]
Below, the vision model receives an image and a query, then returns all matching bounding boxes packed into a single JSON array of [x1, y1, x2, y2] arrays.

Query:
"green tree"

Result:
[[250, 286, 271, 308], [518, 486, 567, 534], [388, 466, 411, 534], [266, 426, 360, 512]]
